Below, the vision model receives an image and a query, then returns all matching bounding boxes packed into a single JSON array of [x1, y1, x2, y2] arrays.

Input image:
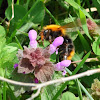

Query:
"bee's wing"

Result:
[[61, 18, 82, 28], [60, 19, 82, 33], [61, 18, 100, 35]]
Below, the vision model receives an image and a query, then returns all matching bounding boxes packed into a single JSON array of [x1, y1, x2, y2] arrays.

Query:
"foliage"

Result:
[[0, 0, 100, 100]]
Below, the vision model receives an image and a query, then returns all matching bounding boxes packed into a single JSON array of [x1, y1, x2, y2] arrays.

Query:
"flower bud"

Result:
[[52, 36, 64, 47], [28, 30, 37, 41], [29, 40, 37, 48], [14, 64, 18, 69], [49, 44, 56, 54], [60, 60, 71, 67]]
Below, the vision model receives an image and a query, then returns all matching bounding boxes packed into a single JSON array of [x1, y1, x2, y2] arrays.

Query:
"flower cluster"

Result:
[[91, 79, 100, 98], [17, 46, 54, 82], [28, 30, 38, 48], [14, 29, 71, 83]]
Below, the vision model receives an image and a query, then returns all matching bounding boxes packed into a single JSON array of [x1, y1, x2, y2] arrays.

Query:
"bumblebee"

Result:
[[40, 24, 75, 61]]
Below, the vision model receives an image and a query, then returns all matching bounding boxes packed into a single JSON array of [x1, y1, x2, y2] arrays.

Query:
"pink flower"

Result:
[[34, 78, 39, 83], [54, 60, 71, 75], [62, 70, 67, 76], [28, 30, 38, 48], [28, 30, 37, 41], [52, 36, 64, 47], [14, 64, 18, 69], [29, 40, 37, 48], [87, 19, 98, 31], [49, 44, 56, 54], [17, 46, 54, 82], [49, 37, 64, 54]]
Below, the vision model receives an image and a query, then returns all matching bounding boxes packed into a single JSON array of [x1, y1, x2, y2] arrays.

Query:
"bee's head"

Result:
[[40, 29, 52, 41]]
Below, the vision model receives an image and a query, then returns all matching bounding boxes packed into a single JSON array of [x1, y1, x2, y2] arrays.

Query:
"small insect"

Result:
[[40, 18, 99, 61], [40, 24, 75, 61]]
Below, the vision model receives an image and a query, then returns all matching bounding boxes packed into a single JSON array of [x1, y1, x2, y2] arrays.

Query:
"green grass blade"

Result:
[[7, 83, 18, 100], [92, 0, 100, 16], [0, 91, 2, 100], [79, 9, 92, 40], [52, 81, 68, 100], [79, 83, 94, 100], [76, 79, 83, 100], [65, 0, 92, 19], [69, 14, 91, 52], [44, 7, 59, 25], [65, 68, 94, 100], [72, 51, 91, 75], [77, 31, 91, 52], [3, 82, 6, 100], [7, 0, 40, 43], [75, 0, 80, 5], [15, 36, 23, 50]]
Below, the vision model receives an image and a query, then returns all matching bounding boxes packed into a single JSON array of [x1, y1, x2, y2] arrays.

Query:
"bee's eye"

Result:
[[44, 30, 49, 36]]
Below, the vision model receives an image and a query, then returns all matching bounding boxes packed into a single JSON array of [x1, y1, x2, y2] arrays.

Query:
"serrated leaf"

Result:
[[92, 36, 100, 55], [61, 91, 79, 100], [12, 69, 34, 97], [41, 72, 63, 100]]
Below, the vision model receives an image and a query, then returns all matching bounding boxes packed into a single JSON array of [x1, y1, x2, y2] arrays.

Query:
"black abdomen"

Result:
[[58, 35, 74, 61]]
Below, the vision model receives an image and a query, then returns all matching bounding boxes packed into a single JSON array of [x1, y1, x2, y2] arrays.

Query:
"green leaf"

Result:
[[77, 31, 91, 52], [7, 0, 44, 43], [65, 0, 92, 19], [44, 7, 59, 25], [76, 79, 83, 100], [16, 22, 34, 35], [65, 68, 94, 100], [41, 72, 63, 100], [92, 0, 100, 16], [72, 51, 91, 75], [7, 84, 18, 100], [0, 0, 3, 8], [52, 81, 68, 100], [3, 82, 6, 100], [61, 91, 79, 100], [0, 68, 5, 77], [7, 0, 12, 6], [29, 1, 45, 23], [0, 91, 2, 100], [92, 36, 100, 55], [79, 9, 92, 40], [12, 69, 34, 97], [5, 4, 27, 21], [0, 25, 6, 37], [0, 43, 18, 69]]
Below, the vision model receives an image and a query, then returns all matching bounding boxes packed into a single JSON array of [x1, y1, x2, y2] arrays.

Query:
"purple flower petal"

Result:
[[28, 30, 37, 41], [52, 36, 64, 47], [54, 60, 71, 71], [29, 40, 37, 48], [62, 70, 67, 76], [55, 48, 59, 55], [49, 44, 56, 54], [60, 60, 71, 67], [54, 62, 64, 71], [34, 78, 39, 83], [23, 72, 25, 74], [14, 64, 18, 69]]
